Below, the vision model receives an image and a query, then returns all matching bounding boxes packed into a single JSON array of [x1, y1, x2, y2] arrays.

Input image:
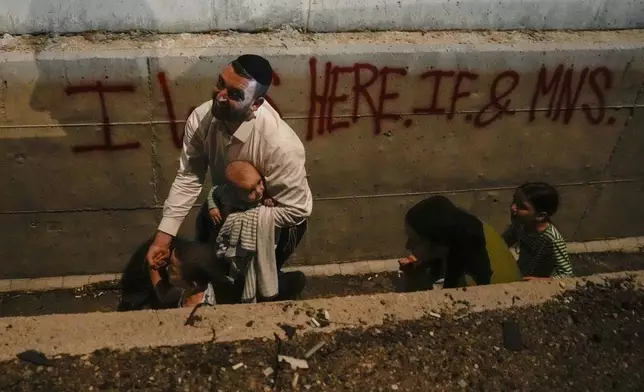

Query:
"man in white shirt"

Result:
[[146, 54, 313, 301]]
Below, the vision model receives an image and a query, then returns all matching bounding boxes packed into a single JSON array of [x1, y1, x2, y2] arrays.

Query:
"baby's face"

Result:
[[233, 171, 265, 203]]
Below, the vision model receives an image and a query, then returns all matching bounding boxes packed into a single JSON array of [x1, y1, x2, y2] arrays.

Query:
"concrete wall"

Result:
[[1, 33, 644, 279], [1, 0, 644, 34]]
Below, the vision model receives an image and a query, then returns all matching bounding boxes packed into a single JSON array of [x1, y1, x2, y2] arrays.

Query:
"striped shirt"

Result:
[[503, 222, 573, 278]]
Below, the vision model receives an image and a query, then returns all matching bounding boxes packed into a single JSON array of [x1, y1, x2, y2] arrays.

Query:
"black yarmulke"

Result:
[[235, 54, 273, 86]]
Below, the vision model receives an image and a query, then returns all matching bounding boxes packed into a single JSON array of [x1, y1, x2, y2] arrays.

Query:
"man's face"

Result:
[[211, 64, 259, 122]]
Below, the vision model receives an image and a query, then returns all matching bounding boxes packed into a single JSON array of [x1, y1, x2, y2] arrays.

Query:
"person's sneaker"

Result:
[[274, 271, 307, 301]]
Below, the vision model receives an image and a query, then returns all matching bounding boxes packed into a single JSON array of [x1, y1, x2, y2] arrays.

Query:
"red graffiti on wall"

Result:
[[529, 65, 615, 125], [307, 58, 408, 140], [70, 71, 283, 153], [65, 82, 140, 152], [64, 58, 617, 151], [306, 60, 615, 140]]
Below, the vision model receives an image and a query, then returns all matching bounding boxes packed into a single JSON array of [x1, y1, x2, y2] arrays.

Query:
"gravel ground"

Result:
[[2, 252, 644, 318], [1, 277, 642, 391]]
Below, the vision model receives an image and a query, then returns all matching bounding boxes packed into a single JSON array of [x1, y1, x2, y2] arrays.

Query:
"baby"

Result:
[[503, 182, 573, 280], [206, 160, 276, 228]]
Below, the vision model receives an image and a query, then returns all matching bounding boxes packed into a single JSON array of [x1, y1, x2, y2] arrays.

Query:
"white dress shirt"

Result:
[[158, 100, 313, 236]]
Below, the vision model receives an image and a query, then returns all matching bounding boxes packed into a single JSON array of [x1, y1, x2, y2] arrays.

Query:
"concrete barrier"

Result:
[[1, 270, 641, 361], [1, 30, 644, 279], [1, 0, 644, 34]]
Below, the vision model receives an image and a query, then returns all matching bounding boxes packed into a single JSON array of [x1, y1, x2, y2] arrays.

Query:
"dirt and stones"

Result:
[[1, 277, 643, 391]]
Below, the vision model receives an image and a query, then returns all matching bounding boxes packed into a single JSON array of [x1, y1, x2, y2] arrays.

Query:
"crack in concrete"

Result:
[[0, 79, 6, 123], [573, 80, 644, 238], [147, 57, 161, 207]]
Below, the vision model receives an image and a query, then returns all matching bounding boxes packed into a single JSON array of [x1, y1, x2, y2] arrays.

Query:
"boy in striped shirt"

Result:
[[502, 182, 573, 280]]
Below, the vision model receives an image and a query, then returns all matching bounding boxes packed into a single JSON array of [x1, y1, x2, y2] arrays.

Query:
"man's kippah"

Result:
[[234, 54, 273, 86]]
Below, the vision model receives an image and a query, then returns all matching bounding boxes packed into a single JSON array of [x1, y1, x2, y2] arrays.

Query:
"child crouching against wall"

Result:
[[503, 181, 573, 280]]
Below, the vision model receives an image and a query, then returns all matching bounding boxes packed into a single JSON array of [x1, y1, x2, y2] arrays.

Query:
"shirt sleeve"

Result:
[[502, 222, 519, 246], [158, 111, 209, 236], [263, 143, 312, 228], [207, 186, 221, 211], [550, 238, 573, 278]]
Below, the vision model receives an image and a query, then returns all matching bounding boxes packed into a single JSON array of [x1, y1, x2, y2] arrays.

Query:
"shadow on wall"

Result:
[[26, 0, 160, 210], [0, 0, 177, 278]]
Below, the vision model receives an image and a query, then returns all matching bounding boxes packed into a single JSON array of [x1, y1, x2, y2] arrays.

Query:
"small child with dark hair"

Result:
[[502, 182, 573, 280], [118, 237, 222, 310]]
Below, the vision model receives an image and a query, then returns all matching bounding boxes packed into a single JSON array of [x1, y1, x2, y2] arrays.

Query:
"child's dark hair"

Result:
[[517, 182, 560, 217], [172, 238, 219, 287]]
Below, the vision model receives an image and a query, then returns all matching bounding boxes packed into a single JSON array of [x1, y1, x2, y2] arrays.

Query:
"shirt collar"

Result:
[[212, 108, 257, 143], [232, 119, 254, 143]]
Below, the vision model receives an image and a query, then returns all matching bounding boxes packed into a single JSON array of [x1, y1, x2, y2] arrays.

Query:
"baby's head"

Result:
[[225, 160, 265, 203], [511, 182, 559, 224]]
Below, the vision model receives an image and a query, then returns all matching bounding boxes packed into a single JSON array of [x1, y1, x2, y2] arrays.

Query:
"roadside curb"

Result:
[[1, 270, 642, 361], [1, 236, 642, 293]]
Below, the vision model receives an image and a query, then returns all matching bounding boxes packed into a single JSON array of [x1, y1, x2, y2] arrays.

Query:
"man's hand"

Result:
[[262, 198, 277, 207], [209, 208, 223, 224], [146, 231, 173, 270]]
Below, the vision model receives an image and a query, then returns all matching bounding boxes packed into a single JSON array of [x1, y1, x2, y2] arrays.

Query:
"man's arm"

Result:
[[158, 111, 209, 236], [147, 109, 209, 267], [263, 145, 312, 227]]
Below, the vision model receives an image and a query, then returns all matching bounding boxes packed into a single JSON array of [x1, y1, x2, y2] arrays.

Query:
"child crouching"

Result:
[[503, 182, 573, 280]]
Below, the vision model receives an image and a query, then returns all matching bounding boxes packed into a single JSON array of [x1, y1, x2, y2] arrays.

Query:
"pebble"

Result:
[[430, 331, 435, 337], [474, 364, 479, 369], [458, 379, 468, 388], [391, 385, 399, 390]]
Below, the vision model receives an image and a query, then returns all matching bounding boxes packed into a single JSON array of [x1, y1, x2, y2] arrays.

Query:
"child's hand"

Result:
[[209, 208, 222, 224], [262, 198, 277, 207]]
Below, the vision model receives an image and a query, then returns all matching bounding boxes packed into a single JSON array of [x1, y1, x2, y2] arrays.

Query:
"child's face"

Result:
[[167, 250, 190, 289], [510, 190, 537, 223], [233, 171, 265, 203], [404, 223, 448, 263]]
